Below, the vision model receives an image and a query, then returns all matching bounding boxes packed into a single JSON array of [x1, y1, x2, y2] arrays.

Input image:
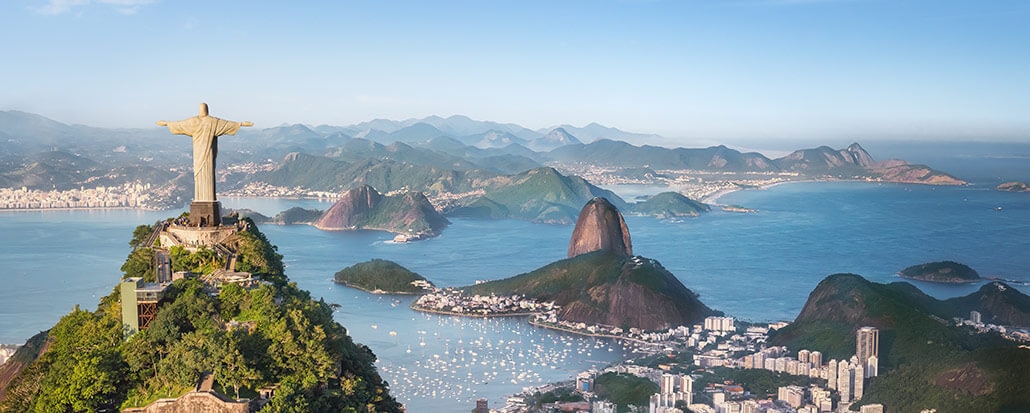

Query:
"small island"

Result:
[[631, 191, 710, 217], [898, 260, 981, 283], [997, 181, 1030, 192], [333, 259, 434, 294], [721, 205, 757, 213]]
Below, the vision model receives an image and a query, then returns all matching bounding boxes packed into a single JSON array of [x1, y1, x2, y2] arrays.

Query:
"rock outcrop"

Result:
[[568, 197, 633, 259], [997, 181, 1030, 192], [314, 185, 449, 238]]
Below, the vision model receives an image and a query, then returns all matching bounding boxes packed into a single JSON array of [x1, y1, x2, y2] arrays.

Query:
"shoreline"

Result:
[[334, 281, 427, 295], [409, 304, 536, 318], [0, 206, 154, 212], [700, 179, 811, 205], [700, 178, 949, 206]]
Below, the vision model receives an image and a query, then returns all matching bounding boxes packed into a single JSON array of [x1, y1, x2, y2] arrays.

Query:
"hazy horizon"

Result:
[[2, 0, 1029, 145]]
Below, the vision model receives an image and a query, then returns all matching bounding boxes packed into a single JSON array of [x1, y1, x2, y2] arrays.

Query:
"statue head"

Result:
[[198, 102, 209, 117]]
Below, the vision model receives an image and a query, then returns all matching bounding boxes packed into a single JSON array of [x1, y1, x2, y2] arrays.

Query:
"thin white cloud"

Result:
[[37, 0, 156, 15]]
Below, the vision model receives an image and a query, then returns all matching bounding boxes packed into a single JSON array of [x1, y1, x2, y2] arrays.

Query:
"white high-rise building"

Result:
[[681, 375, 693, 403], [854, 363, 865, 399], [838, 361, 852, 403], [660, 374, 677, 394], [866, 355, 879, 378], [856, 326, 879, 377], [827, 359, 839, 389], [970, 310, 982, 325], [777, 385, 804, 408], [810, 351, 822, 368], [798, 349, 810, 364], [705, 316, 736, 332]]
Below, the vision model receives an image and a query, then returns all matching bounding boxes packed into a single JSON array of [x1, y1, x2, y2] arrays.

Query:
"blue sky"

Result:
[[2, 0, 1028, 146]]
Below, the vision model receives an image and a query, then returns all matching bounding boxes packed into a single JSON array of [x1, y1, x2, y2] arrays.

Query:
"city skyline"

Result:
[[2, 0, 1029, 146]]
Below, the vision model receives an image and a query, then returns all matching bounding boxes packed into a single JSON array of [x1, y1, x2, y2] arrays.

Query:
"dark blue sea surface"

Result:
[[1, 183, 1028, 410]]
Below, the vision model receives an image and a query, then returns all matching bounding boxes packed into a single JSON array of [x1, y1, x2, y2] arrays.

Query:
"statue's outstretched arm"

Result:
[[156, 121, 168, 126], [241, 121, 253, 127]]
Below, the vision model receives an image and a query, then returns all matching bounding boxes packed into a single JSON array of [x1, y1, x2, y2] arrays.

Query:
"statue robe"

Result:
[[163, 116, 244, 201]]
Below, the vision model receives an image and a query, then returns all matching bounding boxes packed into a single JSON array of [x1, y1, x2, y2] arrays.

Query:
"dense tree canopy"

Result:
[[1, 219, 401, 413]]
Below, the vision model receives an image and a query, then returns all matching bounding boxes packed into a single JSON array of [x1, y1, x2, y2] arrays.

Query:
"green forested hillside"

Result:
[[472, 167, 627, 224], [0, 220, 401, 413], [769, 274, 1030, 412]]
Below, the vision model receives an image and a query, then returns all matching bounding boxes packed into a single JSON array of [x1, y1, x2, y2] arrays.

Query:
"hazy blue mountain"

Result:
[[0, 150, 176, 191], [418, 114, 542, 141], [228, 124, 336, 160], [459, 130, 530, 149], [546, 122, 664, 144], [547, 139, 777, 171], [384, 122, 449, 143], [415, 136, 474, 157], [354, 128, 391, 142], [0, 110, 179, 161], [348, 118, 410, 134], [530, 128, 583, 151], [476, 143, 540, 160], [470, 154, 542, 175], [310, 124, 359, 136], [344, 115, 542, 143], [324, 137, 478, 170]]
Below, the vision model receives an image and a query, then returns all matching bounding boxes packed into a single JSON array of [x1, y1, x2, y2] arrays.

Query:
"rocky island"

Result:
[[314, 185, 449, 240], [898, 260, 981, 283], [334, 259, 433, 294], [996, 181, 1030, 192]]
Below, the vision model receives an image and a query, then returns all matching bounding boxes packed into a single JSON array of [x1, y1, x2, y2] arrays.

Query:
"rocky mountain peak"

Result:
[[844, 142, 876, 167], [567, 197, 633, 258]]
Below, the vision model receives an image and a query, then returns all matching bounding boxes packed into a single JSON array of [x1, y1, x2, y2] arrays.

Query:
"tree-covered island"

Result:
[[333, 259, 433, 295]]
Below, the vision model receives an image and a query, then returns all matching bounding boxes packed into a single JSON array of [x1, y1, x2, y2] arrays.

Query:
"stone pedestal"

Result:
[[190, 201, 221, 227]]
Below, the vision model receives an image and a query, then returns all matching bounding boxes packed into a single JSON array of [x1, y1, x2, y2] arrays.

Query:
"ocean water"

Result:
[[1, 184, 1028, 410]]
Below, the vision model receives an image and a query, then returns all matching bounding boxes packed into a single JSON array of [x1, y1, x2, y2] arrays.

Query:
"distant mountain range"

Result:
[[0, 110, 966, 216]]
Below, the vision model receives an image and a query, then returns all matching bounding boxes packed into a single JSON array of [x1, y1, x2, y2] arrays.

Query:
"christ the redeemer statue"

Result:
[[157, 103, 252, 227]]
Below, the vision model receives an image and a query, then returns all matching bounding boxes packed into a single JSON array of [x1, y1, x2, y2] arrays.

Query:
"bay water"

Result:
[[1, 182, 1028, 410]]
